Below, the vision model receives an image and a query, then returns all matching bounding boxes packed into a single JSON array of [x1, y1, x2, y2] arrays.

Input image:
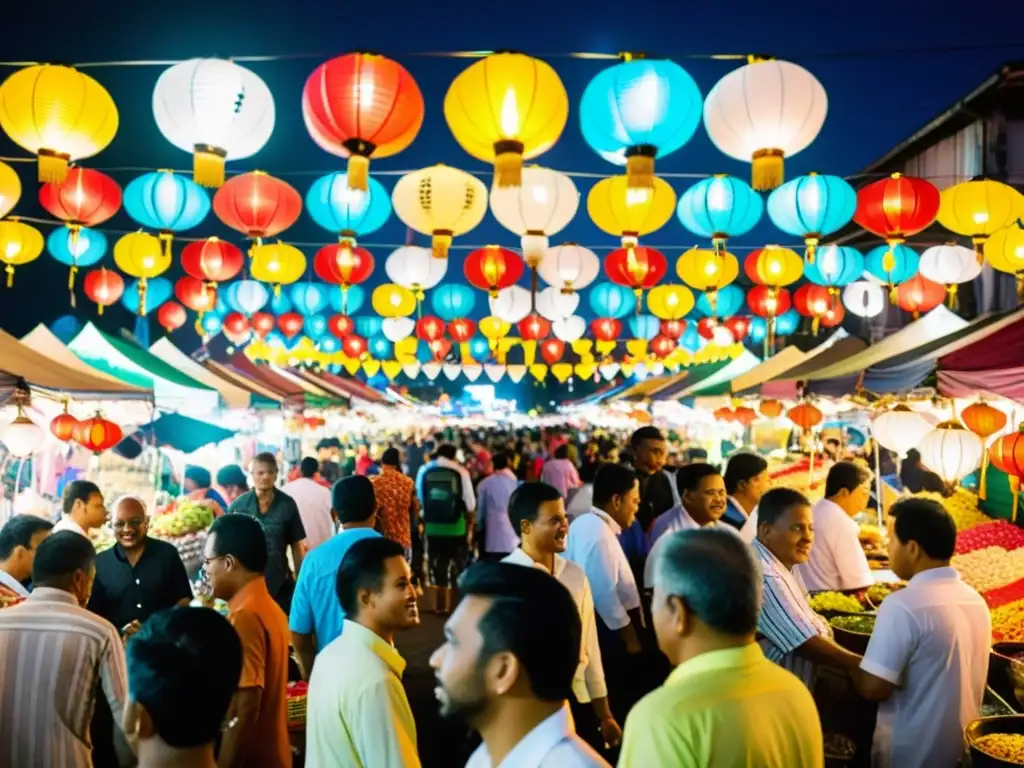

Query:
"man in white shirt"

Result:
[[796, 462, 874, 592], [282, 457, 335, 549], [504, 482, 621, 753], [430, 562, 610, 768], [53, 480, 109, 539], [0, 515, 53, 601], [852, 497, 991, 768], [722, 452, 770, 531]]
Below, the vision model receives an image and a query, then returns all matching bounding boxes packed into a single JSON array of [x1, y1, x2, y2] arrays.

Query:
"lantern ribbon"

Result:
[[5, 264, 13, 288]]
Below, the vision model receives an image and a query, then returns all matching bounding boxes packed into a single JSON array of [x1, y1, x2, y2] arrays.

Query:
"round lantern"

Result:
[[760, 398, 784, 418], [464, 246, 525, 297], [328, 314, 355, 340], [872, 404, 932, 456], [120, 278, 170, 317], [896, 274, 945, 318], [314, 243, 374, 288], [153, 58, 275, 188], [650, 335, 676, 359], [451, 319, 483, 344], [490, 167, 578, 266], [0, 219, 43, 287], [302, 53, 423, 191], [518, 314, 551, 341], [917, 421, 983, 483], [433, 284, 477, 322], [39, 168, 122, 237], [222, 312, 251, 345], [123, 171, 210, 258], [804, 245, 864, 293], [744, 246, 804, 288], [277, 312, 304, 340], [535, 286, 580, 322], [962, 400, 1009, 500], [181, 237, 245, 287], [0, 398, 44, 458], [480, 316, 512, 344], [918, 244, 982, 308], [787, 401, 823, 431], [0, 65, 118, 182], [581, 57, 702, 188], [748, 286, 792, 349], [213, 171, 302, 244], [372, 284, 417, 318], [343, 334, 368, 359], [223, 280, 270, 315], [444, 52, 568, 187], [697, 317, 719, 340], [843, 281, 886, 319], [588, 282, 635, 320], [47, 226, 108, 296], [392, 165, 488, 258], [306, 172, 391, 241], [629, 314, 661, 341], [82, 268, 124, 315], [696, 284, 745, 319], [250, 312, 275, 339], [50, 404, 80, 442], [0, 160, 22, 219], [289, 284, 331, 317], [990, 425, 1024, 521], [587, 175, 676, 247], [794, 284, 835, 334], [775, 309, 800, 337], [703, 59, 827, 190], [676, 175, 763, 251], [553, 316, 587, 342], [540, 339, 565, 365], [175, 276, 217, 315], [74, 413, 122, 453], [536, 243, 600, 294], [766, 173, 856, 262], [937, 178, 1024, 260], [591, 317, 622, 342], [604, 246, 668, 299], [250, 242, 307, 294], [647, 284, 695, 320], [985, 224, 1024, 295], [865, 243, 920, 300], [157, 302, 187, 333], [724, 316, 752, 341], [676, 247, 741, 300], [113, 232, 173, 315], [733, 407, 758, 427], [854, 173, 940, 245], [385, 246, 447, 298], [660, 319, 686, 340], [820, 302, 845, 329], [415, 316, 446, 342]]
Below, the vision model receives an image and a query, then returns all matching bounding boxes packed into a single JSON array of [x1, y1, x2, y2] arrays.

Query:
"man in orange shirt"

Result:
[[204, 515, 291, 768]]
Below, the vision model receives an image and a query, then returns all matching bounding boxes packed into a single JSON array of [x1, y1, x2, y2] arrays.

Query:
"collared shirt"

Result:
[[619, 644, 824, 768], [289, 527, 382, 649], [565, 483, 593, 522], [721, 496, 750, 530], [540, 458, 582, 500], [477, 470, 521, 554], [504, 549, 607, 703], [636, 469, 679, 532], [739, 508, 759, 543], [52, 517, 89, 538], [0, 568, 28, 598], [306, 619, 420, 768], [228, 488, 307, 597], [371, 466, 417, 550], [228, 577, 291, 768], [465, 706, 609, 768], [281, 477, 335, 549], [564, 509, 640, 631], [415, 457, 476, 537], [795, 498, 874, 592], [88, 537, 192, 631], [861, 567, 990, 768], [643, 506, 740, 589], [753, 538, 833, 689], [0, 587, 132, 767]]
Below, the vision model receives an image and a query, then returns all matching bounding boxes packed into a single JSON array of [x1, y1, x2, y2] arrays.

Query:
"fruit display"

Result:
[[830, 614, 876, 635], [808, 591, 865, 614], [150, 500, 215, 538], [866, 582, 904, 608], [956, 521, 1024, 556]]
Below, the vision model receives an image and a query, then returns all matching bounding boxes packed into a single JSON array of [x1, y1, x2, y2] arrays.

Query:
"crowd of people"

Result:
[[0, 423, 995, 767]]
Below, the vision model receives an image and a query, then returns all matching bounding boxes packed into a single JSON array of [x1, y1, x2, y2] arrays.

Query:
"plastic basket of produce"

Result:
[[966, 716, 1024, 766], [828, 614, 876, 655], [287, 682, 308, 731]]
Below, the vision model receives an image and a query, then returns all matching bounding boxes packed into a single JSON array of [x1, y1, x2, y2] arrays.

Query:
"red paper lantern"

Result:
[[518, 314, 551, 341], [660, 319, 686, 340], [250, 312, 275, 339], [174, 276, 217, 314], [50, 406, 79, 442], [854, 174, 940, 243], [733, 406, 758, 427], [448, 319, 476, 343], [342, 334, 368, 358], [759, 398, 784, 418], [328, 314, 355, 339], [962, 402, 1008, 439], [415, 316, 445, 342], [650, 335, 676, 358], [990, 424, 1024, 520], [820, 302, 845, 329], [591, 317, 621, 342], [222, 312, 250, 345], [314, 242, 375, 287], [794, 284, 833, 318], [464, 246, 525, 297], [723, 316, 751, 341], [429, 338, 452, 362], [787, 402, 824, 430], [747, 286, 792, 318], [277, 312, 305, 339], [82, 268, 124, 315], [540, 339, 565, 365], [697, 317, 718, 340], [157, 301, 187, 333], [301, 53, 424, 191], [181, 237, 245, 284], [39, 167, 122, 228], [74, 413, 123, 454], [212, 171, 302, 240], [897, 274, 945, 317], [713, 406, 735, 422], [604, 246, 667, 291]]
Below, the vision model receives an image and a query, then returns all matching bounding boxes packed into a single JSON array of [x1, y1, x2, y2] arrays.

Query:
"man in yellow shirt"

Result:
[[619, 528, 824, 768]]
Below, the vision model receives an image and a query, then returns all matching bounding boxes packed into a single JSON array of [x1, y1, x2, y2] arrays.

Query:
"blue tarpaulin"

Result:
[[126, 413, 237, 454]]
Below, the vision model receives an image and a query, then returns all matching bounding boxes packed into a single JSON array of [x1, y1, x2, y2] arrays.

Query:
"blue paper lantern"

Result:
[[766, 174, 856, 253], [200, 313, 222, 336], [680, 323, 702, 352], [432, 284, 476, 321], [328, 284, 365, 314], [775, 309, 800, 336], [271, 291, 293, 314], [223, 280, 270, 315], [588, 282, 634, 319], [356, 316, 384, 338], [51, 315, 82, 344], [468, 337, 490, 361], [369, 336, 393, 359], [628, 314, 660, 341], [696, 285, 745, 318], [264, 331, 286, 348], [214, 297, 230, 317], [123, 171, 210, 232], [677, 176, 763, 245], [580, 59, 703, 170], [804, 245, 864, 288], [47, 226, 107, 268], [748, 317, 767, 344], [416, 340, 433, 364], [865, 244, 919, 287], [306, 172, 391, 236], [122, 277, 172, 315], [319, 336, 340, 354], [290, 283, 331, 317], [304, 314, 328, 340]]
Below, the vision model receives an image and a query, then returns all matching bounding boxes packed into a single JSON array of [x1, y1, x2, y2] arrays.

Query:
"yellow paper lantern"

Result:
[[0, 161, 22, 219], [587, 175, 676, 247], [114, 232, 173, 315], [676, 247, 740, 292], [444, 53, 568, 188], [0, 65, 118, 182], [371, 283, 417, 318], [479, 315, 512, 342], [391, 165, 488, 258], [646, 284, 695, 320], [551, 362, 573, 383], [938, 178, 1024, 261], [0, 219, 43, 287], [250, 242, 306, 294], [985, 223, 1024, 297], [748, 245, 803, 287]]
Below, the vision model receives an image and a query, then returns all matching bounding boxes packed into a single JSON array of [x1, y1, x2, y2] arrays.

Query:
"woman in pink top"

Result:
[[540, 443, 582, 500]]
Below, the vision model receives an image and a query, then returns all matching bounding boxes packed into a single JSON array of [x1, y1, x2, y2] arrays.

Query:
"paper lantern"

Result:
[[804, 245, 864, 292], [328, 314, 355, 340], [490, 167, 578, 266], [733, 407, 758, 427], [341, 334, 368, 359], [918, 244, 982, 308], [587, 175, 676, 247], [759, 399, 784, 418], [696, 317, 719, 340], [580, 57, 702, 187], [787, 402, 823, 431], [181, 237, 244, 286], [302, 54, 423, 191], [213, 171, 302, 243], [539, 339, 564, 365], [696, 285, 744, 319], [591, 317, 622, 342], [306, 172, 391, 241], [588, 282, 635, 320], [372, 284, 417, 318], [659, 319, 686, 340], [415, 316, 446, 342], [250, 312, 275, 339], [604, 246, 668, 297], [646, 284, 695, 320], [464, 246, 525, 297], [518, 314, 551, 341], [648, 335, 675, 359], [553, 316, 586, 342], [153, 58, 275, 187], [113, 232, 172, 316], [629, 314, 660, 341], [289, 283, 332, 317], [432, 284, 477, 322], [385, 246, 447, 298], [744, 246, 803, 288], [766, 173, 856, 262], [50, 404, 80, 443], [872, 404, 932, 456], [0, 160, 22, 219], [747, 286, 792, 318], [222, 312, 251, 345], [918, 421, 983, 483], [314, 243, 374, 288], [703, 59, 827, 190], [175, 276, 217, 315], [123, 171, 210, 259], [896, 274, 945, 318], [775, 309, 800, 337], [444, 52, 568, 187], [276, 312, 304, 340], [675, 248, 740, 298], [938, 178, 1024, 261], [480, 316, 512, 342], [223, 280, 269, 315], [535, 286, 579, 322], [962, 400, 1009, 500], [39, 168, 122, 238], [250, 242, 307, 294], [676, 175, 763, 251], [865, 243, 919, 300], [854, 173, 939, 244], [820, 302, 845, 329], [793, 284, 835, 334], [0, 65, 118, 182], [842, 281, 886, 319], [0, 219, 43, 287], [47, 225, 107, 294], [985, 223, 1024, 297], [990, 425, 1024, 521], [83, 268, 124, 315], [392, 165, 488, 258], [724, 316, 752, 341], [537, 244, 600, 294], [157, 302, 187, 333]]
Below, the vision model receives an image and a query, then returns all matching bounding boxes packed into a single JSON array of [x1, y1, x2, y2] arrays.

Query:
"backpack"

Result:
[[421, 466, 466, 525]]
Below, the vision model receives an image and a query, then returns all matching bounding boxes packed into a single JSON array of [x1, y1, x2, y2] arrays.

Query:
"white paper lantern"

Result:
[[703, 59, 827, 190], [871, 405, 933, 456], [233, 280, 270, 315], [391, 165, 488, 258], [442, 363, 462, 381], [711, 326, 736, 346], [917, 421, 984, 482], [153, 58, 275, 188], [421, 362, 443, 381], [537, 244, 600, 293], [918, 244, 982, 306], [599, 363, 620, 381], [1, 409, 44, 457], [489, 167, 578, 266], [382, 317, 415, 342], [507, 365, 528, 383], [462, 364, 482, 382], [536, 286, 580, 321], [402, 362, 421, 379], [553, 315, 586, 342], [484, 364, 506, 383], [489, 285, 533, 323], [385, 246, 447, 296], [843, 281, 886, 318]]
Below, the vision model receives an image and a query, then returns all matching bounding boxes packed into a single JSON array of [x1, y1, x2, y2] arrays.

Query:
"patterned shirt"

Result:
[[228, 488, 307, 597], [371, 466, 417, 549]]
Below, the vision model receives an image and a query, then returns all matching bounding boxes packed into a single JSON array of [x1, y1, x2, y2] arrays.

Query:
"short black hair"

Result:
[[61, 480, 101, 517], [333, 476, 376, 524], [592, 463, 637, 508], [436, 443, 457, 461], [652, 528, 760, 635], [336, 537, 407, 617], [724, 452, 769, 495], [253, 452, 277, 470], [757, 487, 811, 528], [492, 452, 510, 471], [889, 497, 957, 560], [31, 530, 96, 587], [630, 426, 664, 449], [825, 461, 872, 499], [126, 607, 242, 748], [300, 457, 319, 478], [209, 515, 268, 573], [676, 463, 722, 494], [0, 515, 53, 560], [553, 443, 569, 460], [381, 447, 401, 467], [508, 482, 561, 535], [216, 465, 247, 488], [458, 563, 581, 702]]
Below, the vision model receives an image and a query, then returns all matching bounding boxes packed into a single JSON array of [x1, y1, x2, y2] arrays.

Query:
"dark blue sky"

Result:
[[3, 0, 1024, 346]]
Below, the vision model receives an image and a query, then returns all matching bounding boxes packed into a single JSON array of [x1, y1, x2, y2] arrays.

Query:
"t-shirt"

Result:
[[228, 489, 307, 597]]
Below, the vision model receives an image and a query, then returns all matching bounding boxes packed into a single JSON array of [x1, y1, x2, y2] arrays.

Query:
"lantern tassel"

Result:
[[751, 148, 784, 191], [888, 283, 898, 304], [805, 237, 819, 266], [5, 264, 13, 288], [493, 141, 524, 188], [37, 149, 71, 184], [97, 303, 104, 316], [68, 266, 78, 308], [432, 231, 453, 260], [980, 452, 989, 501], [1011, 476, 1021, 524], [974, 238, 985, 266], [346, 155, 370, 192], [159, 232, 173, 263], [811, 316, 820, 336], [626, 153, 655, 190], [137, 279, 148, 317], [193, 144, 226, 188], [946, 284, 959, 310]]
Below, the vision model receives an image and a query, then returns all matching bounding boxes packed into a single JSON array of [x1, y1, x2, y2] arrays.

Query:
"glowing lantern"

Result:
[[0, 219, 43, 287], [328, 314, 355, 339], [314, 243, 374, 288], [290, 284, 331, 317], [175, 276, 217, 315], [872, 404, 932, 456], [793, 284, 835, 334], [372, 284, 417, 318], [804, 245, 864, 298], [587, 175, 676, 247], [604, 246, 667, 303], [539, 339, 565, 365], [865, 243, 919, 301], [433, 284, 477, 322], [50, 404, 79, 442], [47, 226, 107, 299], [306, 172, 391, 247], [553, 316, 586, 342], [250, 312, 275, 339], [0, 160, 22, 218], [385, 246, 447, 299], [744, 246, 803, 289], [39, 168, 122, 245], [157, 302, 187, 333], [703, 59, 827, 190], [113, 232, 172, 315], [82, 268, 124, 315], [629, 314, 661, 341], [0, 65, 118, 182], [302, 53, 423, 191], [985, 223, 1024, 296], [276, 313, 304, 340], [766, 173, 855, 262], [787, 401, 823, 431], [123, 171, 210, 258], [676, 247, 740, 314], [223, 280, 269, 315], [153, 58, 275, 188], [760, 399, 784, 418], [646, 284, 695, 320], [660, 319, 686, 339], [464, 246, 525, 297], [843, 281, 886, 319], [392, 165, 488, 258], [343, 334, 368, 359], [918, 244, 981, 308], [444, 52, 568, 187], [250, 242, 307, 295], [676, 175, 763, 251], [429, 339, 453, 363], [748, 286, 792, 350], [213, 171, 302, 246], [480, 316, 512, 344], [724, 316, 752, 341], [591, 317, 622, 342], [961, 400, 1008, 500], [990, 425, 1024, 521], [519, 314, 551, 341], [222, 312, 251, 345], [415, 316, 446, 342], [73, 413, 123, 454], [181, 238, 244, 288], [588, 282, 635, 320], [896, 274, 945, 318], [938, 178, 1024, 261], [918, 421, 983, 483], [537, 244, 600, 295], [490, 167, 578, 266], [820, 302, 845, 329], [854, 173, 939, 248], [697, 317, 719, 340]]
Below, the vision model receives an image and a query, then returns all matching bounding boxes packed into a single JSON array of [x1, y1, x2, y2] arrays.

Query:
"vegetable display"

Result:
[[808, 592, 865, 614], [829, 615, 876, 635]]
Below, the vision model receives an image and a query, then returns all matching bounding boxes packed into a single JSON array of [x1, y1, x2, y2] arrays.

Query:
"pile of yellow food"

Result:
[[808, 592, 864, 614], [952, 547, 1024, 593], [972, 733, 1024, 763], [913, 488, 990, 531]]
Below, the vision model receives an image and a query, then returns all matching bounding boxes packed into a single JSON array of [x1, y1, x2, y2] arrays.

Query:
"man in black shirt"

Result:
[[630, 426, 677, 534]]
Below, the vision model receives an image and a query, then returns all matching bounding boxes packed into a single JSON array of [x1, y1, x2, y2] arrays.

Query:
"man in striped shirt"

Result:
[[0, 530, 133, 767]]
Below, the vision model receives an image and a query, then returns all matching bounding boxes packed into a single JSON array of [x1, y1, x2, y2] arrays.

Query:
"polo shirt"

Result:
[[643, 506, 740, 589], [88, 538, 193, 631], [52, 518, 89, 538], [795, 498, 874, 591], [228, 489, 307, 596], [861, 567, 990, 768], [465, 706, 609, 768], [564, 509, 640, 631], [306, 619, 420, 768], [619, 644, 824, 768], [289, 527, 382, 649]]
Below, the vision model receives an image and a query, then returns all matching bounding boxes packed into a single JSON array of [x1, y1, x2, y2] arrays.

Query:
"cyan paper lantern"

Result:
[[695, 284, 744, 317], [865, 243, 919, 286], [748, 317, 767, 344], [306, 172, 391, 236], [677, 175, 763, 242], [290, 283, 331, 317], [123, 171, 210, 231], [369, 335, 393, 359], [775, 308, 800, 336], [628, 314, 660, 341], [223, 280, 270, 315], [122, 277, 172, 315], [270, 290, 293, 314], [47, 225, 107, 268], [588, 282, 634, 320], [355, 316, 384, 338], [328, 284, 366, 314], [804, 245, 864, 288], [200, 313, 222, 335], [319, 336, 340, 354], [304, 314, 328, 340], [766, 173, 855, 247], [432, 284, 476, 321]]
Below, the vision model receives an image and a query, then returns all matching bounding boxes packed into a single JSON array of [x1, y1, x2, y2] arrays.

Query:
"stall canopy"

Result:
[[731, 331, 861, 394], [296, 369, 391, 405], [222, 354, 341, 408], [202, 359, 295, 404], [650, 360, 736, 401], [128, 412, 237, 453], [679, 350, 763, 397], [149, 339, 279, 410], [935, 307, 1024, 402]]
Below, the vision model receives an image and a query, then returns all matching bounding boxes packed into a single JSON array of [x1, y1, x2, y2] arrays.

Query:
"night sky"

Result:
[[2, 0, 1024, 357]]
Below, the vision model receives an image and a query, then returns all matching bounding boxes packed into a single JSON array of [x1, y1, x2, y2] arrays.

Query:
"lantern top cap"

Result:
[[935, 420, 966, 431]]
